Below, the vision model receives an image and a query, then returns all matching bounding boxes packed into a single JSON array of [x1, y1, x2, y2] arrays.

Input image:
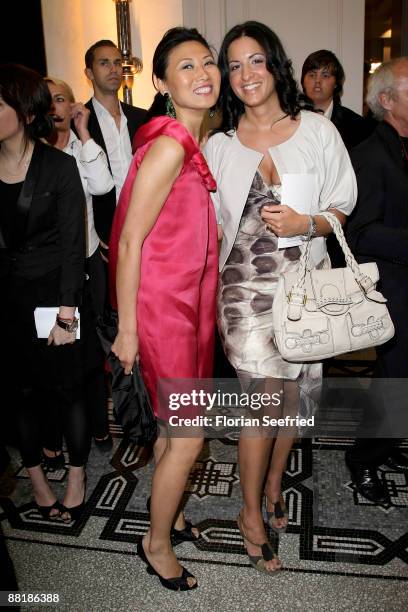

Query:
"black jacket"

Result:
[[326, 103, 375, 268], [85, 99, 146, 244], [347, 122, 408, 368], [0, 141, 86, 306], [331, 103, 374, 152]]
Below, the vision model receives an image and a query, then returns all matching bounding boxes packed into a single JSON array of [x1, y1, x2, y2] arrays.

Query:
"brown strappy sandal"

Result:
[[265, 496, 289, 534], [236, 512, 281, 575]]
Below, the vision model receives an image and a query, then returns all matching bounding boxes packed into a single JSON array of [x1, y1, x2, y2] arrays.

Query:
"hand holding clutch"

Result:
[[111, 330, 139, 375]]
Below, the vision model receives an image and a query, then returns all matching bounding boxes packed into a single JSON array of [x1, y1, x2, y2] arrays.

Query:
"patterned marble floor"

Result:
[[1, 406, 407, 587]]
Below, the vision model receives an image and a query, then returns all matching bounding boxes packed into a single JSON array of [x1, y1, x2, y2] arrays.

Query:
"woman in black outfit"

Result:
[[0, 64, 89, 521]]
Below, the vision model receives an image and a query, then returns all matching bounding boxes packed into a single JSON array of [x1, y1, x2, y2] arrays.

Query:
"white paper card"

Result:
[[34, 307, 80, 339], [278, 173, 316, 248]]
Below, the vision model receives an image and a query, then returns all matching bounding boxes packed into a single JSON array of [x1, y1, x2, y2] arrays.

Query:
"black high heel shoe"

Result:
[[61, 474, 87, 523], [36, 500, 63, 520], [137, 540, 198, 591], [146, 496, 199, 542]]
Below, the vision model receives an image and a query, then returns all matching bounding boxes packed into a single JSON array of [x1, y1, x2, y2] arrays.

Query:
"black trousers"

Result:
[[16, 386, 90, 468], [1, 271, 90, 469], [43, 250, 109, 450], [346, 339, 406, 468]]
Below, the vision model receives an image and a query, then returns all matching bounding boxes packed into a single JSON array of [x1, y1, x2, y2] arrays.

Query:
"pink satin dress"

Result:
[[109, 116, 218, 417]]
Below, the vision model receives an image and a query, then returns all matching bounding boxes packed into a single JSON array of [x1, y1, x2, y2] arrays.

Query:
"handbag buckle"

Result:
[[288, 291, 307, 305], [357, 275, 374, 294]]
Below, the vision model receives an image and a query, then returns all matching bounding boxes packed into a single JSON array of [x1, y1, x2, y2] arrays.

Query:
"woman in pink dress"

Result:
[[109, 28, 220, 591]]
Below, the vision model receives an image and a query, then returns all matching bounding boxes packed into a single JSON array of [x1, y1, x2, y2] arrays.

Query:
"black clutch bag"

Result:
[[96, 308, 157, 446]]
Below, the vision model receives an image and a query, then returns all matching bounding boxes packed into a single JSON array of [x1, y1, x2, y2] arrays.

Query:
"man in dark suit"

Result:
[[81, 40, 146, 451], [345, 57, 408, 503], [84, 40, 146, 249], [81, 40, 146, 450]]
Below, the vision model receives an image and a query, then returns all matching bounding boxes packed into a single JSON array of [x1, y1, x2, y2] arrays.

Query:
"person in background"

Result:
[[301, 49, 372, 151], [346, 57, 408, 503], [301, 50, 373, 268], [110, 27, 220, 591], [82, 41, 146, 451], [0, 64, 88, 522], [84, 39, 146, 251], [39, 77, 114, 463], [205, 21, 356, 574]]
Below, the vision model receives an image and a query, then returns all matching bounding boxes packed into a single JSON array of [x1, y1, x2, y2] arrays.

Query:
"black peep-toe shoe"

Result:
[[137, 540, 198, 591], [36, 500, 63, 520], [61, 475, 87, 523]]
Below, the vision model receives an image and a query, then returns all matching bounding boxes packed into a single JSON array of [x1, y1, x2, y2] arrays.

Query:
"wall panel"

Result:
[[183, 0, 365, 112]]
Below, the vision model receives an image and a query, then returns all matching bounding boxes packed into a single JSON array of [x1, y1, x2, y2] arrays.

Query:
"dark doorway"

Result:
[[0, 0, 46, 74], [365, 0, 406, 68]]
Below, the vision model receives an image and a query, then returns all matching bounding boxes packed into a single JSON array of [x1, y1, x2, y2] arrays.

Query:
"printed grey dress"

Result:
[[218, 170, 323, 416]]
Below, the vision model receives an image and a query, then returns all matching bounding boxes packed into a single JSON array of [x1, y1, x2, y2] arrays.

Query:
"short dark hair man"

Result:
[[301, 49, 372, 152], [346, 57, 408, 503], [84, 39, 146, 247]]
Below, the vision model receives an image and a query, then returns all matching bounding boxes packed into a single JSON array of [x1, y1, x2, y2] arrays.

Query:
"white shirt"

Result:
[[324, 100, 334, 120], [92, 97, 132, 201], [63, 130, 114, 257], [204, 110, 357, 271]]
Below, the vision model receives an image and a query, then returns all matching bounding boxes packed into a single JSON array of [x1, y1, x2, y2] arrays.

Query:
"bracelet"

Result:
[[307, 215, 317, 239]]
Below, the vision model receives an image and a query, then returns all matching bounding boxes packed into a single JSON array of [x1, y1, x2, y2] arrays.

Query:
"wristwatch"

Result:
[[56, 315, 79, 333]]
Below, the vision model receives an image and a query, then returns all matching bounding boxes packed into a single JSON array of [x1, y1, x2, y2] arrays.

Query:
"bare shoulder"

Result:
[[144, 135, 185, 166]]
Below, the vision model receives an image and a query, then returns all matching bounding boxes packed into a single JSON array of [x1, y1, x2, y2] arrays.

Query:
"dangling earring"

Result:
[[164, 92, 176, 119], [209, 106, 216, 119]]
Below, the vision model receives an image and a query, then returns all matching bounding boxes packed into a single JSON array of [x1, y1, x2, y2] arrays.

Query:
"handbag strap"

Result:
[[287, 211, 376, 320]]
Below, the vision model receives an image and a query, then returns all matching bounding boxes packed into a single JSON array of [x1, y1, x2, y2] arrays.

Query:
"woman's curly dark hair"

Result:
[[214, 21, 310, 134], [0, 63, 53, 144]]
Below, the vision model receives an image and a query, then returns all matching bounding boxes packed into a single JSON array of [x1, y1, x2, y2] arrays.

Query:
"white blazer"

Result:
[[204, 110, 357, 271]]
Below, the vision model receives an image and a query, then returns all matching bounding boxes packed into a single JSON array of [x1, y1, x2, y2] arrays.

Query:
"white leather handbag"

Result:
[[272, 212, 395, 362]]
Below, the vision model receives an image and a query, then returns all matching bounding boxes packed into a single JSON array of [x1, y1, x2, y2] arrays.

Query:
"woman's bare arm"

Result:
[[111, 136, 184, 373]]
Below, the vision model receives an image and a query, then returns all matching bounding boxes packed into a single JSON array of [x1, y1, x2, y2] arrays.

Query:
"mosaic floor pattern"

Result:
[[1, 410, 407, 583]]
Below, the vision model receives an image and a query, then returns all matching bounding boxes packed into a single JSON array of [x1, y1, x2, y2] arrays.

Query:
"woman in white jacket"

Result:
[[204, 21, 356, 573]]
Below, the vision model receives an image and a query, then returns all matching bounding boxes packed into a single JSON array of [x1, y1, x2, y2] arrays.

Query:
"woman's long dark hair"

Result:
[[0, 64, 53, 144], [214, 21, 310, 134], [144, 27, 213, 122]]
